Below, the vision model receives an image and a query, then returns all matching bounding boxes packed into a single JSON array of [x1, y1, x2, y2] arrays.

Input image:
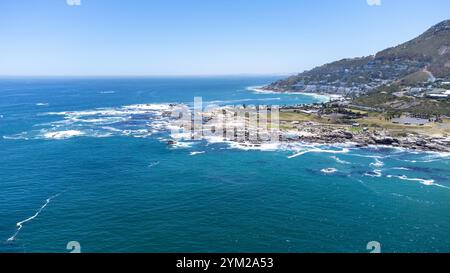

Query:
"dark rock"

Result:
[[167, 140, 176, 145]]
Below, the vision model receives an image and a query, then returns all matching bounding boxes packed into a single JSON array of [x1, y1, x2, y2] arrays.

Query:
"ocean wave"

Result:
[[330, 156, 350, 164], [288, 147, 350, 159], [196, 137, 353, 155], [391, 167, 411, 171], [148, 161, 160, 168], [246, 86, 275, 94], [101, 126, 123, 132], [36, 103, 49, 106], [370, 158, 384, 168], [246, 86, 332, 102], [74, 116, 126, 124], [190, 151, 205, 156], [350, 153, 386, 159], [42, 130, 85, 140], [122, 129, 152, 138], [205, 97, 281, 105], [397, 152, 450, 163], [31, 103, 179, 140], [123, 103, 174, 111], [386, 174, 448, 189], [227, 142, 281, 151], [390, 193, 434, 204], [44, 103, 174, 118], [7, 193, 60, 242], [3, 132, 29, 140], [364, 169, 383, 177], [170, 141, 196, 149]]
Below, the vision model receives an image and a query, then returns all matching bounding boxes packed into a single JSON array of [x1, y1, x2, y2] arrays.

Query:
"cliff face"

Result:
[[266, 20, 450, 93]]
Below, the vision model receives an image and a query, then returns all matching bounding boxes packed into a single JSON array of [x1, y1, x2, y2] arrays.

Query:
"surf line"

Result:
[[6, 193, 61, 242]]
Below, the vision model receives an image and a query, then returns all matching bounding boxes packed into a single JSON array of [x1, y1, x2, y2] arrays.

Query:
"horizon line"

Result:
[[0, 73, 294, 78]]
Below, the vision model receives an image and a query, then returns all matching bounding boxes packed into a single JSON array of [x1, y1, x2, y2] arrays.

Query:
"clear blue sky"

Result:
[[0, 0, 449, 76]]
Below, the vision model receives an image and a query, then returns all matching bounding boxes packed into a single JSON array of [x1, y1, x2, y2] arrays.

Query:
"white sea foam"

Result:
[[7, 193, 60, 242], [122, 129, 152, 138], [148, 161, 160, 168], [2, 132, 29, 140], [171, 141, 195, 149], [288, 147, 350, 159], [43, 130, 85, 139], [321, 168, 338, 174], [36, 103, 49, 106], [101, 126, 123, 132], [75, 116, 126, 124], [330, 156, 350, 164], [392, 167, 411, 171], [123, 103, 173, 111], [350, 153, 386, 159], [246, 86, 332, 102], [99, 91, 115, 94], [416, 152, 450, 162], [364, 169, 383, 177], [36, 103, 179, 140], [44, 103, 173, 118], [370, 158, 384, 168], [402, 159, 418, 163], [227, 142, 281, 151], [190, 151, 205, 156], [386, 174, 448, 188], [246, 86, 275, 94], [399, 152, 450, 163], [91, 132, 113, 138], [205, 97, 281, 105], [170, 131, 193, 141]]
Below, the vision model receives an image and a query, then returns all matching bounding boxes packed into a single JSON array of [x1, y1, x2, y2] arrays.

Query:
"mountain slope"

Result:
[[265, 20, 450, 94], [376, 20, 450, 77]]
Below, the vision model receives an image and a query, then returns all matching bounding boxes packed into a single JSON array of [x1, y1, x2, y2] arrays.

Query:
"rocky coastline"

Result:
[[276, 124, 450, 153], [165, 102, 450, 153]]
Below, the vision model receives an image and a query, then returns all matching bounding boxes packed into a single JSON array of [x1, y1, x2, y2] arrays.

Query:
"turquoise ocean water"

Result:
[[0, 76, 449, 253]]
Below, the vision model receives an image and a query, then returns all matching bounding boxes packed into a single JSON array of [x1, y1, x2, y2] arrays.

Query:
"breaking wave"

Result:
[[204, 97, 281, 105], [43, 130, 85, 140], [246, 86, 333, 102], [10, 103, 178, 140]]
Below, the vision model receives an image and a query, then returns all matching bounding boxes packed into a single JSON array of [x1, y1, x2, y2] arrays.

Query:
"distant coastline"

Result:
[[246, 85, 338, 103]]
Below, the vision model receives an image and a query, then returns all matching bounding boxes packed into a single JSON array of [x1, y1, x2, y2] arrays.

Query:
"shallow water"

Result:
[[0, 77, 449, 253]]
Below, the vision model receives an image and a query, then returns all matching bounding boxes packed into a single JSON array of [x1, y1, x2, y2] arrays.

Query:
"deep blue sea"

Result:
[[0, 76, 449, 253]]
